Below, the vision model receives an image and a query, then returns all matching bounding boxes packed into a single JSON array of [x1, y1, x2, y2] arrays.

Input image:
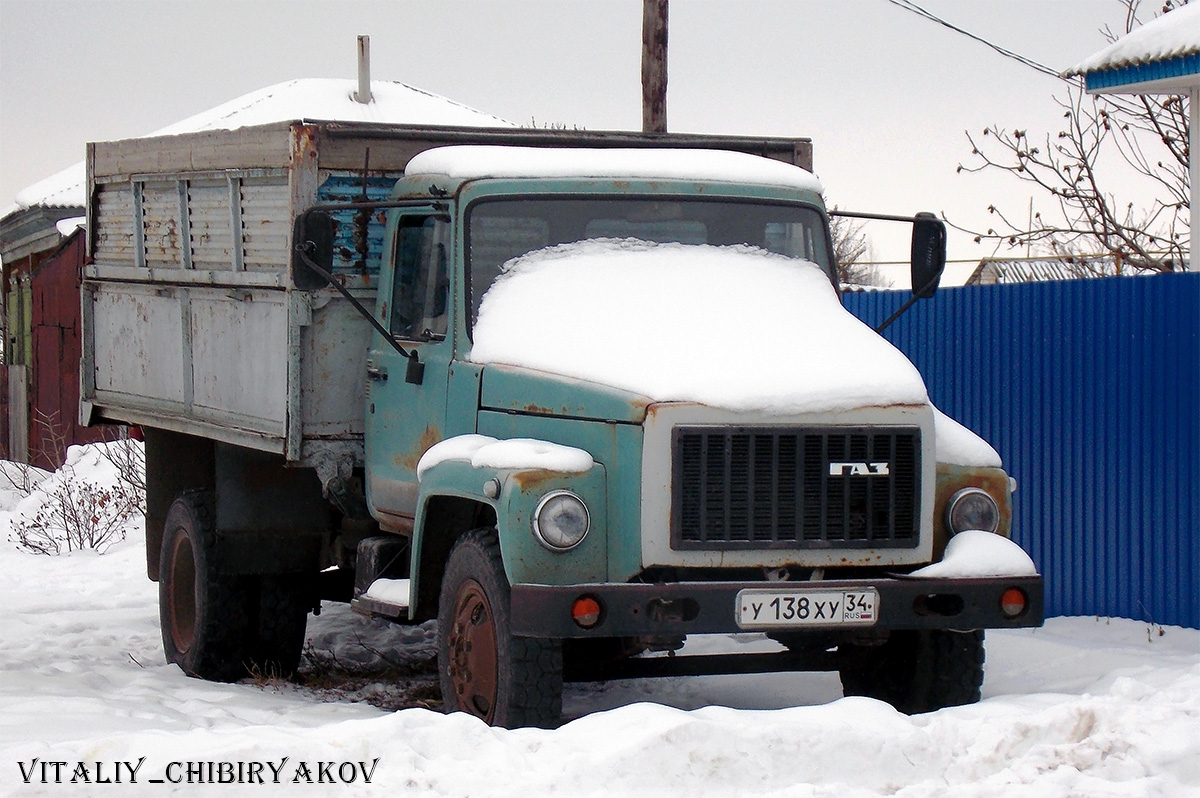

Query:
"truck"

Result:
[[81, 120, 1043, 728]]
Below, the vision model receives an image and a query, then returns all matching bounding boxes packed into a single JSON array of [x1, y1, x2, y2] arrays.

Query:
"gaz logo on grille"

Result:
[[828, 462, 891, 476]]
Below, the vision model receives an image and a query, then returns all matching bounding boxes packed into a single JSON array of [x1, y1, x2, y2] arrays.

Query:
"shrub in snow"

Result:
[[7, 440, 145, 556], [0, 461, 52, 510]]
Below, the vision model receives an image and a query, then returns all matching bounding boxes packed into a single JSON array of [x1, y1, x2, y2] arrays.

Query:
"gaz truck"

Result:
[[81, 121, 1043, 728]]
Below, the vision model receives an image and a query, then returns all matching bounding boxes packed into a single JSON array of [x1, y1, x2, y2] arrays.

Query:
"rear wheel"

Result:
[[159, 490, 311, 681], [159, 490, 253, 681], [437, 529, 562, 728], [839, 629, 985, 714]]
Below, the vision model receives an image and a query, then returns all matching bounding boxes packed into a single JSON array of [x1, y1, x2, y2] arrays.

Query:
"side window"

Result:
[[391, 216, 450, 340]]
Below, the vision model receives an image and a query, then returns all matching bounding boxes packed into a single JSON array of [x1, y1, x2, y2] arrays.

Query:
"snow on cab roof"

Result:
[[405, 145, 824, 193]]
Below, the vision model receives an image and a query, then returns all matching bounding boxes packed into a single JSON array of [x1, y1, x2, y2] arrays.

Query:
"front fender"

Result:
[[412, 457, 608, 611]]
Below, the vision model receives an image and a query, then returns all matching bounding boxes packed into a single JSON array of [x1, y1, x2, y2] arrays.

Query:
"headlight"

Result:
[[533, 491, 591, 551], [946, 487, 1000, 535]]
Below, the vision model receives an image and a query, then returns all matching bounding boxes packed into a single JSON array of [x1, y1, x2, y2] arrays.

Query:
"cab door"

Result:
[[364, 210, 453, 529]]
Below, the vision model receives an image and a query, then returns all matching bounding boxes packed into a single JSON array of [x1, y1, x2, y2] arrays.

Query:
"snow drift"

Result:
[[1, 446, 1198, 797]]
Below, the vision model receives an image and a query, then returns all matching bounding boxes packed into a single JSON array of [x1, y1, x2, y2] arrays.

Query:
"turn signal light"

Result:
[[571, 595, 603, 629], [1000, 587, 1027, 619]]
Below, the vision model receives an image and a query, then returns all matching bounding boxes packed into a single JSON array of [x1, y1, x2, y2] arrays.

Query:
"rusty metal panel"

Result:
[[316, 173, 398, 279], [90, 283, 187, 405], [186, 178, 236, 271], [0, 365, 10, 460], [299, 294, 371, 437], [90, 122, 297, 179], [92, 183, 136, 267], [239, 175, 291, 271], [188, 288, 288, 434], [843, 274, 1200, 629], [140, 181, 184, 269]]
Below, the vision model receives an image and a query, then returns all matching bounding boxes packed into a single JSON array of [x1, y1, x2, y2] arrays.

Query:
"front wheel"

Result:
[[839, 629, 985, 714], [437, 529, 562, 728]]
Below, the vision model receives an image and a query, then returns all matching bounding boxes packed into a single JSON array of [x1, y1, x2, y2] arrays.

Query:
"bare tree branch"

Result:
[[954, 0, 1190, 273], [829, 210, 887, 287]]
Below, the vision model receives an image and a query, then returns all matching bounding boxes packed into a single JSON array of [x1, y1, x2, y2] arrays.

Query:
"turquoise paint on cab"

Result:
[[477, 409, 644, 583], [481, 364, 653, 424], [412, 455, 608, 593], [384, 169, 828, 593]]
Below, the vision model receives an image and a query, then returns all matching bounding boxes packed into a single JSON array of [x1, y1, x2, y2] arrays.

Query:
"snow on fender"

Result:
[[910, 530, 1039, 579], [416, 434, 595, 481]]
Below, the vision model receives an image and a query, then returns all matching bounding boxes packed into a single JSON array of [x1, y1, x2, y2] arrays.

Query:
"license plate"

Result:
[[735, 588, 879, 629]]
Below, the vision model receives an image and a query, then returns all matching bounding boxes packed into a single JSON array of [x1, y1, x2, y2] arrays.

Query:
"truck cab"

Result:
[[319, 146, 1043, 727]]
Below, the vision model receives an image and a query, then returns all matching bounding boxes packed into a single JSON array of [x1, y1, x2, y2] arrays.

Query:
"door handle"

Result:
[[367, 363, 388, 382]]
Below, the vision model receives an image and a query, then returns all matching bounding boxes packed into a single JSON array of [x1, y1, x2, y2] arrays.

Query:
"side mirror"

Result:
[[910, 212, 946, 299], [292, 211, 335, 290]]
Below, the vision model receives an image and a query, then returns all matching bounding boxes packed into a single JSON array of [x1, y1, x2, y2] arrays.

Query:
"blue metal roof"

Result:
[[1085, 52, 1200, 91]]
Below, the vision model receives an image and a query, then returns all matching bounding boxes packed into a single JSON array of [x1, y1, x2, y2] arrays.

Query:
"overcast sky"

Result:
[[0, 0, 1139, 278]]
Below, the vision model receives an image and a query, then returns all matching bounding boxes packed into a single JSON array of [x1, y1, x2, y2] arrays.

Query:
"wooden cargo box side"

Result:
[[81, 122, 412, 462]]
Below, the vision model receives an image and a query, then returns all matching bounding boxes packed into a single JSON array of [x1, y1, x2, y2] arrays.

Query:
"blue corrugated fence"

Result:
[[844, 274, 1199, 629]]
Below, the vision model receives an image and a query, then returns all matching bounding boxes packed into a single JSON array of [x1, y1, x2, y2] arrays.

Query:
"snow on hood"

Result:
[[468, 239, 929, 415]]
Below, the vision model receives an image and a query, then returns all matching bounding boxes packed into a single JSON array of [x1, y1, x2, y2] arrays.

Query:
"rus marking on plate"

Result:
[[735, 588, 879, 629]]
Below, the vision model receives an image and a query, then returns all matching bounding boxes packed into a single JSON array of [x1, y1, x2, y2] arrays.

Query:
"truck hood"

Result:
[[468, 239, 929, 417], [480, 363, 654, 423]]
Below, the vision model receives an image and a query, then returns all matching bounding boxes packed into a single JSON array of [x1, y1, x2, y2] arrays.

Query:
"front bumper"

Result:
[[510, 574, 1044, 638]]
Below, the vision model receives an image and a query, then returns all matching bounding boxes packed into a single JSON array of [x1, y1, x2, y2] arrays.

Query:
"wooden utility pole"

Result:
[[642, 0, 668, 133]]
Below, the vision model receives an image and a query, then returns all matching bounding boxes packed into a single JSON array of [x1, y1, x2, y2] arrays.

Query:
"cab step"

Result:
[[350, 577, 410, 620]]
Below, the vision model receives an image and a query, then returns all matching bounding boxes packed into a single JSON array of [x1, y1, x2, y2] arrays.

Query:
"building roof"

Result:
[[5, 78, 513, 216], [965, 256, 1164, 286], [1063, 3, 1200, 93]]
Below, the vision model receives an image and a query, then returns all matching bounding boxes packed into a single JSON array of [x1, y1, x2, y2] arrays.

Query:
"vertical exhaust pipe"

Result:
[[355, 35, 372, 104]]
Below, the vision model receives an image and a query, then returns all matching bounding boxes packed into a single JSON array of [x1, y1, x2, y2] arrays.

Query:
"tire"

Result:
[[839, 629, 985, 714], [256, 574, 311, 677], [437, 528, 562, 729], [159, 490, 311, 681], [159, 490, 254, 681]]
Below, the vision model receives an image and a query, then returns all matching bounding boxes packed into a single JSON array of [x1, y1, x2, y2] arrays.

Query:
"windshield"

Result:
[[466, 197, 833, 329]]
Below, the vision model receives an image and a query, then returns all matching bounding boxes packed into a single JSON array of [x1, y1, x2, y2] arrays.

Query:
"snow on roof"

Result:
[[1065, 3, 1200, 76], [406, 145, 825, 193], [6, 78, 513, 216], [152, 78, 513, 137]]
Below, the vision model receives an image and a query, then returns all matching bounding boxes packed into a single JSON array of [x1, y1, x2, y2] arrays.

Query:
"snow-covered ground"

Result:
[[2, 448, 1197, 797]]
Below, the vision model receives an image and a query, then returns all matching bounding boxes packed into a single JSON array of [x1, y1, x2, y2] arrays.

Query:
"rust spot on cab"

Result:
[[398, 425, 442, 471], [511, 466, 591, 491]]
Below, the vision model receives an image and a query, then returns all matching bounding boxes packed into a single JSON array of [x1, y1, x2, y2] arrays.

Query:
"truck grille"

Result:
[[671, 427, 921, 550]]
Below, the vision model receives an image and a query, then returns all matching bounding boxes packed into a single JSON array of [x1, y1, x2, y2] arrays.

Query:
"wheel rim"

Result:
[[446, 579, 499, 722], [167, 530, 197, 654]]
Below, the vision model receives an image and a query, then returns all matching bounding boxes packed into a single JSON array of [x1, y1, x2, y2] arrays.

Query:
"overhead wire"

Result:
[[887, 0, 1075, 82]]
